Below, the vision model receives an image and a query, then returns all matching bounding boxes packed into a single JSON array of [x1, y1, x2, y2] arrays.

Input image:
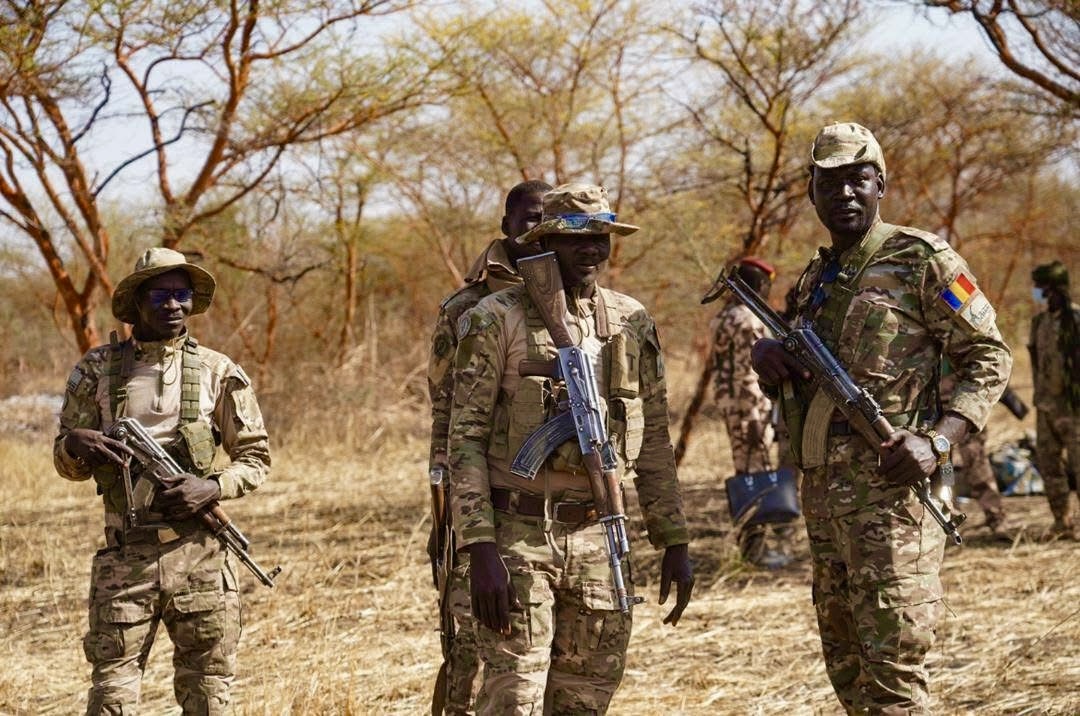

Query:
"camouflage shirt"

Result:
[[449, 284, 689, 551], [55, 334, 271, 503], [428, 239, 522, 471], [710, 302, 772, 420], [791, 220, 1011, 429], [1029, 303, 1080, 415]]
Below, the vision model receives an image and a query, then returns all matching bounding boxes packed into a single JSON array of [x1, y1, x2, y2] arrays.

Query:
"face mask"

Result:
[[1032, 287, 1047, 303]]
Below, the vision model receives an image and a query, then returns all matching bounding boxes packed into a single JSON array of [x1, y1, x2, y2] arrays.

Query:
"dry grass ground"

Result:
[[1, 360, 1077, 715]]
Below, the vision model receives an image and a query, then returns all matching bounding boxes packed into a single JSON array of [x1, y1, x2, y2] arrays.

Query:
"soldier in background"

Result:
[[426, 179, 551, 714], [751, 123, 1011, 713], [709, 257, 794, 567], [55, 248, 271, 714], [449, 183, 693, 715], [1029, 260, 1080, 540]]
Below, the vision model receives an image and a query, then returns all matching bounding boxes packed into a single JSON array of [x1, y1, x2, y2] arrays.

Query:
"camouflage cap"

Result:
[[112, 247, 216, 324], [809, 122, 886, 178], [514, 183, 639, 244], [1032, 260, 1069, 287]]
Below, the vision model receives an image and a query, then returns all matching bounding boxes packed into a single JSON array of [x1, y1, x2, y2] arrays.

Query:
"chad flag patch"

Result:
[[940, 272, 994, 330]]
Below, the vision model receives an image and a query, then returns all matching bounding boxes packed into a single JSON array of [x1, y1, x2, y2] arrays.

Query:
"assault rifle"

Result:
[[108, 417, 282, 587], [429, 462, 454, 716], [511, 252, 643, 613], [716, 267, 966, 545]]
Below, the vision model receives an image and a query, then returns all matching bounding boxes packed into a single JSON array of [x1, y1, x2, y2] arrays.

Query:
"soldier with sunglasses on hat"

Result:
[[750, 123, 1012, 714], [55, 248, 271, 714], [448, 183, 693, 714]]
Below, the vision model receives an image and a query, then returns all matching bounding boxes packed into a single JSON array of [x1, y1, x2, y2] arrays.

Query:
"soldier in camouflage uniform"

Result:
[[55, 248, 271, 715], [427, 179, 551, 713], [449, 183, 694, 715], [709, 257, 793, 566], [751, 123, 1011, 714], [1029, 261, 1080, 539]]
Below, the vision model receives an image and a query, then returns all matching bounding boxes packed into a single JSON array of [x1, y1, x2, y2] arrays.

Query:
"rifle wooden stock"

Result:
[[518, 252, 574, 349]]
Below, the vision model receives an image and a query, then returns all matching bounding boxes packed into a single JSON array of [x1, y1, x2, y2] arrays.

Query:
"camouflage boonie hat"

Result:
[[810, 122, 886, 178], [1032, 260, 1069, 287], [514, 183, 639, 244], [112, 247, 216, 324]]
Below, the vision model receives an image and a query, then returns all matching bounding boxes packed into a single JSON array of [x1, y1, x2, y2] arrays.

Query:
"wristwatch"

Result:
[[918, 426, 954, 486]]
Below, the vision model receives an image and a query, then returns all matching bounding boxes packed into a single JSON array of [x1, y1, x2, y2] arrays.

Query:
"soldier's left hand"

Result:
[[659, 543, 694, 626], [155, 472, 221, 520], [878, 429, 936, 485]]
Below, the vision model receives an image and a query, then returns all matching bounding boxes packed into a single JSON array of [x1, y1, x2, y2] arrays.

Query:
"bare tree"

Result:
[[914, 0, 1079, 108], [0, 0, 434, 352]]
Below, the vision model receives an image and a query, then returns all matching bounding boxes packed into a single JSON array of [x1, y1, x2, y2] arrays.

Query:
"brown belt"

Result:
[[490, 487, 598, 525]]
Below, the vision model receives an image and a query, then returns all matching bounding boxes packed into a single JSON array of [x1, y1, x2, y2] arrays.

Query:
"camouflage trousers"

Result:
[[443, 557, 481, 715], [471, 506, 632, 715], [83, 530, 241, 715], [1035, 411, 1080, 526], [952, 430, 1006, 528], [804, 460, 945, 715]]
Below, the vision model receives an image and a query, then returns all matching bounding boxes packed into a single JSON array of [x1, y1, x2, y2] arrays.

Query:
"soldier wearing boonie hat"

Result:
[[450, 183, 693, 714], [751, 122, 1012, 713], [1028, 259, 1080, 539], [55, 247, 271, 714]]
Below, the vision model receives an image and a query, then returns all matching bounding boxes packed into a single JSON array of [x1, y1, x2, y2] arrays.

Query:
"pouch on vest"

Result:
[[176, 419, 218, 476], [504, 376, 554, 467], [608, 396, 644, 463], [606, 332, 640, 399]]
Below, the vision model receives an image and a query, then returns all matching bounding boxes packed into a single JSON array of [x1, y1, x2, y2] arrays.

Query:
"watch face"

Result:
[[931, 435, 951, 456]]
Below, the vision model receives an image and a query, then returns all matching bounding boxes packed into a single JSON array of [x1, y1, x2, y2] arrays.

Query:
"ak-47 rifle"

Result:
[[511, 252, 643, 613], [429, 461, 454, 716], [107, 417, 282, 587], [716, 267, 967, 544]]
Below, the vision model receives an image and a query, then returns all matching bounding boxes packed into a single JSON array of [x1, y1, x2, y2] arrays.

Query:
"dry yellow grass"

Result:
[[1, 358, 1077, 715]]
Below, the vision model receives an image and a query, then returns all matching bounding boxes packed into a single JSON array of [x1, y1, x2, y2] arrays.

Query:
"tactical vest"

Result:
[[782, 222, 938, 468], [94, 332, 218, 516], [488, 288, 646, 476]]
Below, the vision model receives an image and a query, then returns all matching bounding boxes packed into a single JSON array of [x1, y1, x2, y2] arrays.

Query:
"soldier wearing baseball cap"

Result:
[[55, 247, 271, 713], [751, 122, 1012, 712], [450, 183, 693, 714]]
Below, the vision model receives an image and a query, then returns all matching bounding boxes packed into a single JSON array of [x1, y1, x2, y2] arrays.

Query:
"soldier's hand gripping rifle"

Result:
[[108, 417, 282, 587], [716, 267, 966, 544], [510, 252, 644, 613]]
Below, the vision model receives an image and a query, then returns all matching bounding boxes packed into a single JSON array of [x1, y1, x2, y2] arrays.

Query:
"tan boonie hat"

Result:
[[515, 183, 639, 244], [112, 247, 216, 324], [810, 122, 886, 178]]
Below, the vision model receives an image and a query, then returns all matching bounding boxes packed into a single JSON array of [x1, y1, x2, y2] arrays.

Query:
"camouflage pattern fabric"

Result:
[[428, 239, 522, 712], [805, 438, 945, 714], [471, 510, 633, 715], [1029, 304, 1080, 532], [710, 302, 777, 556], [939, 372, 1006, 529], [55, 333, 270, 714], [83, 534, 240, 715], [449, 283, 687, 712], [789, 221, 1011, 712]]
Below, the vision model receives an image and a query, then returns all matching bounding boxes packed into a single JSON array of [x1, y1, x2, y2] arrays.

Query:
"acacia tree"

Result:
[[914, 0, 1079, 109], [669, 0, 862, 462], [0, 0, 434, 352]]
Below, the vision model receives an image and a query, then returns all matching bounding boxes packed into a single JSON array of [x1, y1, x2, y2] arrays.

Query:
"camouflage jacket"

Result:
[[1029, 303, 1080, 415], [448, 284, 689, 551], [428, 239, 522, 471], [788, 219, 1011, 464], [55, 333, 271, 513], [710, 301, 772, 420]]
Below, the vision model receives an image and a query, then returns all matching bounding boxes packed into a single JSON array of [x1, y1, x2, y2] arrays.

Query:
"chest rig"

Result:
[[783, 222, 898, 468], [95, 331, 215, 516], [493, 288, 644, 477]]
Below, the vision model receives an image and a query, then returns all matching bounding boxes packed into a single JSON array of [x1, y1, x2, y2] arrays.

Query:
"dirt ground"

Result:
[[1, 387, 1078, 715]]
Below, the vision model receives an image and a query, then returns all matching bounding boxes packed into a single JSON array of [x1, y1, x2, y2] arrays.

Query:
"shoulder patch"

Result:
[[457, 313, 472, 341], [940, 272, 995, 330], [232, 364, 252, 387], [66, 366, 85, 395]]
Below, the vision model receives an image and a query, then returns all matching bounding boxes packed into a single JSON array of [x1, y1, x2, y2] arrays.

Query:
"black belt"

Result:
[[490, 487, 598, 525], [828, 409, 938, 437]]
